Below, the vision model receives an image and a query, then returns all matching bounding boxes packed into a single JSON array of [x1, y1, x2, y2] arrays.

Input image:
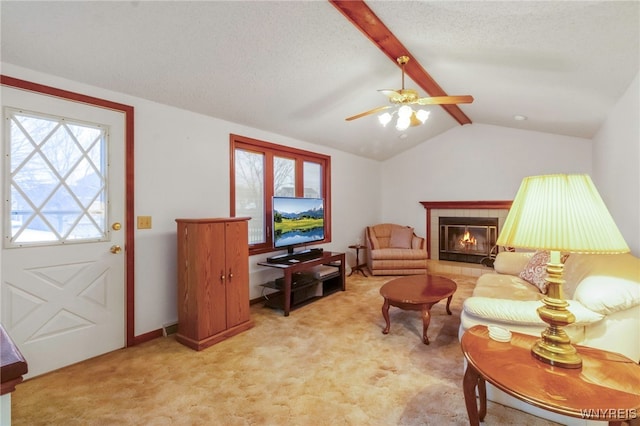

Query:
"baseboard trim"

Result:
[[132, 328, 163, 346]]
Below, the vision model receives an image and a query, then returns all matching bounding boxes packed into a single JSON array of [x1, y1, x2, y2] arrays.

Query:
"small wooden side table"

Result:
[[461, 325, 640, 426], [348, 244, 368, 277]]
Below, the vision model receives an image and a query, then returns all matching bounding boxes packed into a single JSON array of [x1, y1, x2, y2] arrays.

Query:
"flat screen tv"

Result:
[[273, 196, 325, 253]]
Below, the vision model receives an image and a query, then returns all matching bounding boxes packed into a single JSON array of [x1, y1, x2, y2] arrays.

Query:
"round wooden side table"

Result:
[[461, 325, 640, 425]]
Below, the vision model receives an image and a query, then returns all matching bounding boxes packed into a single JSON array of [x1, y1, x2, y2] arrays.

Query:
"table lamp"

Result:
[[496, 174, 630, 368]]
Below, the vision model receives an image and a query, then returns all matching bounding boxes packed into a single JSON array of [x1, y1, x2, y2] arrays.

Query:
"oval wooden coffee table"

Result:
[[379, 274, 457, 345]]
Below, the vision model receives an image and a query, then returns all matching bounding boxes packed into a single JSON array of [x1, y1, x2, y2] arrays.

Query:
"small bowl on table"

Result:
[[488, 325, 512, 342]]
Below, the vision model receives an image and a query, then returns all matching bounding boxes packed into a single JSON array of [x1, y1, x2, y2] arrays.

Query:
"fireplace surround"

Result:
[[420, 200, 512, 265]]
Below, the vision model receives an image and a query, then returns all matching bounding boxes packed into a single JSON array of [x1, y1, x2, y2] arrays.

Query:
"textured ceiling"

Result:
[[1, 1, 638, 161]]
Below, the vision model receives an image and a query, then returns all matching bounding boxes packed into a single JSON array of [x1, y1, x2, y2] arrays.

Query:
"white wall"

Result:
[[380, 123, 592, 238], [1, 64, 382, 337], [592, 73, 640, 256]]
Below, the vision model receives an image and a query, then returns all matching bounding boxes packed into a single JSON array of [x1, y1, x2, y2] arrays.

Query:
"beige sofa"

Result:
[[460, 250, 640, 424], [365, 223, 428, 275]]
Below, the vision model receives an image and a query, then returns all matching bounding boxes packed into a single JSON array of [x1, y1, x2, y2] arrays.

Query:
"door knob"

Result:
[[110, 245, 122, 254]]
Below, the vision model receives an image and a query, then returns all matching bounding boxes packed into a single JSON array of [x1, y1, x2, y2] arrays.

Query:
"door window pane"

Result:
[[5, 108, 108, 247]]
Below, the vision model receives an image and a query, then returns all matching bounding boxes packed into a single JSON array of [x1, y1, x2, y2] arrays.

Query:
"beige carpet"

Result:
[[11, 274, 560, 425]]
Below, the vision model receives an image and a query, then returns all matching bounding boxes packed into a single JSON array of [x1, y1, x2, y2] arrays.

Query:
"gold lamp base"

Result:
[[531, 326, 582, 369], [531, 254, 582, 369]]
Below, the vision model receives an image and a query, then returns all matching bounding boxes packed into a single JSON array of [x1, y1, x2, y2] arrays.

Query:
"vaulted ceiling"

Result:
[[1, 1, 638, 161]]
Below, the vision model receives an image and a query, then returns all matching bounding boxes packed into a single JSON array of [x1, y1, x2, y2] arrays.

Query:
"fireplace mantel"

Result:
[[420, 200, 512, 259]]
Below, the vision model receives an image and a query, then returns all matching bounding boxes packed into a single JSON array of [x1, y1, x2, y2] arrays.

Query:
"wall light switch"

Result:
[[137, 216, 152, 229]]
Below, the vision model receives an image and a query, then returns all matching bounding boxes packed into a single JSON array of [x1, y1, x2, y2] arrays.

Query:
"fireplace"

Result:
[[420, 201, 511, 265], [439, 217, 498, 264]]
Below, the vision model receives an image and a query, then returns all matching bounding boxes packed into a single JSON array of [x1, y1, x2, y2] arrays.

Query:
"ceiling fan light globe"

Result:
[[378, 112, 392, 127], [398, 105, 413, 118], [416, 109, 430, 123], [396, 116, 410, 131]]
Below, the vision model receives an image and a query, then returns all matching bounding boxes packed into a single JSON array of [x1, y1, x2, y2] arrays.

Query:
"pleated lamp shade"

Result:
[[496, 174, 630, 254]]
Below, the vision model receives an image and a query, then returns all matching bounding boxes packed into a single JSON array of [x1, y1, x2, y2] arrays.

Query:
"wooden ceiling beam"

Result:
[[329, 0, 472, 125]]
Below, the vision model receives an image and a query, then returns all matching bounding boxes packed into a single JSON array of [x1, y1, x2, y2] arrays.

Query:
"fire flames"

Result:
[[459, 231, 477, 248]]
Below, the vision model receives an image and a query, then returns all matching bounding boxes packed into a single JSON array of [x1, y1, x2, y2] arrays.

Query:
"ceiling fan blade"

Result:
[[345, 105, 392, 121], [378, 89, 404, 103], [415, 95, 474, 105]]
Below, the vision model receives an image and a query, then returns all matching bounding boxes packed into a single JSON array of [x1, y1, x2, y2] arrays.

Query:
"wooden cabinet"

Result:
[[175, 217, 253, 350]]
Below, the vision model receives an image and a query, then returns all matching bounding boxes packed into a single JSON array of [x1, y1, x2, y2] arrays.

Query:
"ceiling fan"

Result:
[[345, 56, 474, 128]]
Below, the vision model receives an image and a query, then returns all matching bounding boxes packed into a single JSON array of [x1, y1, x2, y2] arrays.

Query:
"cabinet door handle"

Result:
[[220, 273, 225, 281], [229, 269, 233, 280]]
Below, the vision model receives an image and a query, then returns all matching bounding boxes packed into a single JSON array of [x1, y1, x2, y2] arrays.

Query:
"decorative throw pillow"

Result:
[[389, 227, 413, 249], [519, 251, 551, 293]]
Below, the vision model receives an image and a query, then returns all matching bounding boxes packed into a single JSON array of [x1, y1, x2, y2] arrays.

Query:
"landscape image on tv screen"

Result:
[[273, 197, 324, 248]]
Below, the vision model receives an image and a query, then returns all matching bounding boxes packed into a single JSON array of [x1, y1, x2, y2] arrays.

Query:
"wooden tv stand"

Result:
[[258, 251, 346, 316]]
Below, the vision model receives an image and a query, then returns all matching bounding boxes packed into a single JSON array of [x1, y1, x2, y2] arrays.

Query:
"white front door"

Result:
[[1, 86, 126, 378]]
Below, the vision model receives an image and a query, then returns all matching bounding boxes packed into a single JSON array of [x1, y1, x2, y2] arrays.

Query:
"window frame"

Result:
[[229, 134, 331, 256]]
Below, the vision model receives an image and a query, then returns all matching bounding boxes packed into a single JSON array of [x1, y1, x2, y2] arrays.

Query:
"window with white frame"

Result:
[[4, 108, 108, 247]]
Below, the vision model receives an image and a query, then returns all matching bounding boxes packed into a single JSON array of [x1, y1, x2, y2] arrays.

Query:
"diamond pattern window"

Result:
[[5, 108, 108, 246]]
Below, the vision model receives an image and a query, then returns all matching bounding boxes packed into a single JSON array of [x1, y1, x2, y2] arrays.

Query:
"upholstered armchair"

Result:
[[365, 223, 428, 275]]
